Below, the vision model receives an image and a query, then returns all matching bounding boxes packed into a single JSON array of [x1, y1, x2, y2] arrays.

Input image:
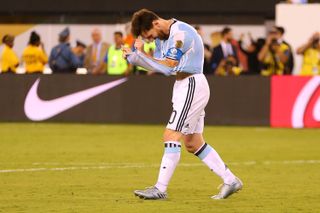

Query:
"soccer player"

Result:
[[122, 9, 243, 200]]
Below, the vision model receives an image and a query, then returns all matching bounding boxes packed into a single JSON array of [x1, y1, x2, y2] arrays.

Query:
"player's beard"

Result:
[[157, 30, 170, 40]]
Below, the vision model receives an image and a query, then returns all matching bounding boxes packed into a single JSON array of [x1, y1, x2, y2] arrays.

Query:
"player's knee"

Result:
[[183, 137, 195, 153], [184, 143, 196, 153]]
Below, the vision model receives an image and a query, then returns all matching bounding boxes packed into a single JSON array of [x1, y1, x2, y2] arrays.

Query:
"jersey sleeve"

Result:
[[165, 31, 192, 61], [126, 50, 173, 75]]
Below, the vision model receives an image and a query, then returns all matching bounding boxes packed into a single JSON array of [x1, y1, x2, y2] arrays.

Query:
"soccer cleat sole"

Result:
[[134, 192, 167, 200]]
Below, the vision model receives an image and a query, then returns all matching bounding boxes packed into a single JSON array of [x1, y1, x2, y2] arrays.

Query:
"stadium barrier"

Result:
[[271, 76, 320, 128], [1, 75, 319, 128], [0, 75, 270, 126]]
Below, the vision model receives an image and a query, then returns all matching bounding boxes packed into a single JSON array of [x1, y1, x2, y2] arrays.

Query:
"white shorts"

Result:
[[166, 73, 210, 135]]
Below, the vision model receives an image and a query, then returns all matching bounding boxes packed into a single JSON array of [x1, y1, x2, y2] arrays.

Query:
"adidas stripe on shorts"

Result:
[[166, 73, 210, 135]]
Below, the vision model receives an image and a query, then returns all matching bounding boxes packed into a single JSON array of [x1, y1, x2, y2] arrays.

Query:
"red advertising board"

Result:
[[271, 76, 320, 128]]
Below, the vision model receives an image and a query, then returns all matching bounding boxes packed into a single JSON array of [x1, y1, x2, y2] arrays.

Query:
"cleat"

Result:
[[211, 177, 243, 200], [134, 186, 168, 200]]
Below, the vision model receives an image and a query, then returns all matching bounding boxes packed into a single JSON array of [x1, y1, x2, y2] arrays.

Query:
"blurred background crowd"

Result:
[[1, 25, 319, 76], [0, 0, 319, 76]]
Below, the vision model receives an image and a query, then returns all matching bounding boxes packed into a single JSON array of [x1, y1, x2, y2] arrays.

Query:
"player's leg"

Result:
[[134, 77, 191, 200], [151, 76, 199, 194], [182, 116, 243, 199], [153, 129, 183, 192], [134, 127, 183, 200], [183, 132, 237, 185]]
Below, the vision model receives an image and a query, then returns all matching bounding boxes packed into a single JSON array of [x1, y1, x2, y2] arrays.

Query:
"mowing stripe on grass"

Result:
[[0, 160, 320, 174]]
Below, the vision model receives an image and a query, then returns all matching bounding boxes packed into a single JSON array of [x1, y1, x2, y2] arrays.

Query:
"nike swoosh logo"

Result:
[[24, 78, 128, 121]]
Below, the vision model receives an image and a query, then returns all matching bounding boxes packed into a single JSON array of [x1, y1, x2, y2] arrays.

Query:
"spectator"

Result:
[[72, 40, 87, 67], [49, 27, 81, 73], [22, 31, 48, 74], [194, 25, 212, 74], [84, 28, 108, 74], [103, 31, 131, 75], [1, 34, 19, 73], [286, 0, 308, 3], [238, 33, 265, 74], [210, 31, 222, 48], [124, 22, 135, 48], [215, 55, 242, 76], [273, 26, 294, 74], [296, 32, 320, 75], [210, 27, 239, 74], [258, 32, 290, 76]]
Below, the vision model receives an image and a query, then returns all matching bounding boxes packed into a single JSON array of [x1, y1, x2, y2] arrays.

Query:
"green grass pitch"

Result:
[[0, 123, 319, 213]]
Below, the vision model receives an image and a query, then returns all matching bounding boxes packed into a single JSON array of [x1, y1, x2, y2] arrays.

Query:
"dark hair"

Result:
[[312, 37, 320, 47], [29, 31, 40, 45], [194, 25, 201, 31], [2, 34, 14, 44], [221, 27, 232, 37], [2, 35, 8, 44], [255, 38, 266, 52], [276, 26, 285, 35], [114, 31, 123, 37], [131, 9, 160, 37], [76, 40, 86, 48]]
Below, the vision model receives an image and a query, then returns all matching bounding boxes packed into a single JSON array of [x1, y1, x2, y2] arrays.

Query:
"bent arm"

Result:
[[258, 44, 269, 62], [297, 41, 312, 55], [238, 40, 249, 55], [126, 50, 178, 76]]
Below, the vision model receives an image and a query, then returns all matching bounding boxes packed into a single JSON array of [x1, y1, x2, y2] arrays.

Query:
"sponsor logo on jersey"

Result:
[[175, 40, 183, 48]]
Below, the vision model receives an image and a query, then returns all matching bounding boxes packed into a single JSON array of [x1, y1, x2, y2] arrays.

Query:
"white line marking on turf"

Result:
[[0, 160, 320, 174]]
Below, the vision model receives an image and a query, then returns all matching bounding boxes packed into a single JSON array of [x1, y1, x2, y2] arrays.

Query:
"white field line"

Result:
[[0, 160, 320, 174]]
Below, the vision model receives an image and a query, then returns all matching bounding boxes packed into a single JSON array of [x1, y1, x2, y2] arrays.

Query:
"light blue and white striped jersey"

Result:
[[154, 19, 204, 74]]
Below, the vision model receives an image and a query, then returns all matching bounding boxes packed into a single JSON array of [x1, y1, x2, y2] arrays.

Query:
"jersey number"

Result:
[[168, 110, 177, 124]]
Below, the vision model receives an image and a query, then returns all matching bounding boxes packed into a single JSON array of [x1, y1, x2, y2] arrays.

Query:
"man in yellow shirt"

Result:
[[22, 31, 48, 73], [297, 32, 320, 75], [103, 31, 131, 75], [1, 34, 19, 73], [258, 32, 289, 76], [215, 55, 242, 76]]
